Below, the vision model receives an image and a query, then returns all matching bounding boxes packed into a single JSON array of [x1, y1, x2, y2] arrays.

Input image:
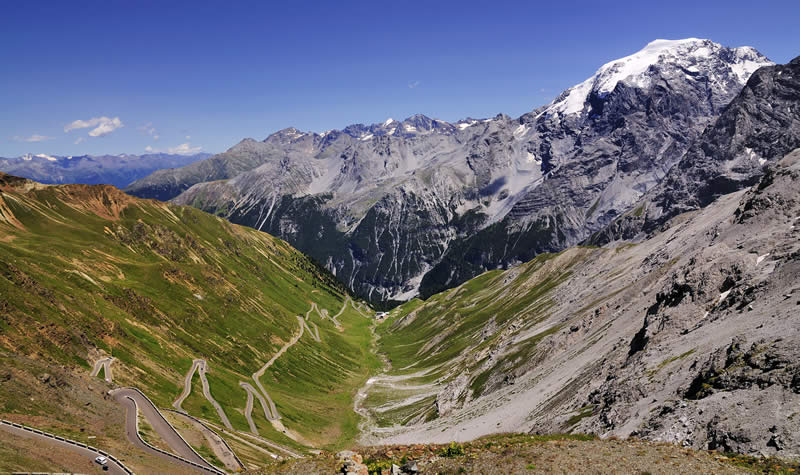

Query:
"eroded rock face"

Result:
[[593, 55, 800, 244], [581, 151, 800, 458], [435, 372, 471, 417], [686, 338, 800, 400], [129, 39, 771, 304], [360, 150, 800, 459]]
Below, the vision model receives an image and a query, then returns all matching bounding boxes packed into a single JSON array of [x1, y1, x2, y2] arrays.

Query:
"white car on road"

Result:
[[94, 455, 108, 466]]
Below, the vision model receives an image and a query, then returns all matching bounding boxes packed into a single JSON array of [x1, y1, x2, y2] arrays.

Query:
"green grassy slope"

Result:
[[366, 248, 593, 426], [0, 172, 376, 449]]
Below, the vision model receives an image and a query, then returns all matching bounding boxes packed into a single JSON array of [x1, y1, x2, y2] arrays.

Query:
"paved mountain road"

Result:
[[173, 359, 233, 430], [303, 305, 322, 341], [240, 382, 259, 433], [0, 420, 128, 474], [111, 388, 217, 472], [90, 357, 114, 383], [331, 296, 365, 325], [250, 314, 308, 422], [240, 381, 277, 424]]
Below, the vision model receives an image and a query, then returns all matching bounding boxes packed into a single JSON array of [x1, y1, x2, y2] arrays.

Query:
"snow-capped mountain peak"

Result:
[[140, 38, 778, 304], [548, 38, 772, 115]]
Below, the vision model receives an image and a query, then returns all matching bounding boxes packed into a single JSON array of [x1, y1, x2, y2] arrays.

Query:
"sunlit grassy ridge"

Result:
[[0, 173, 376, 449]]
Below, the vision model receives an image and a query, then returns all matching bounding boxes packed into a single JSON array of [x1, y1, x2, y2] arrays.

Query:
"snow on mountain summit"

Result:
[[549, 38, 773, 115]]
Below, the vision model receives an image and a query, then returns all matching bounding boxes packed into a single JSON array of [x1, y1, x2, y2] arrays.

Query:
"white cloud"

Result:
[[64, 116, 124, 137], [13, 134, 53, 143], [138, 122, 159, 141], [144, 142, 202, 155], [168, 143, 202, 155], [74, 137, 85, 145], [34, 153, 58, 162], [185, 135, 191, 140], [408, 80, 421, 89]]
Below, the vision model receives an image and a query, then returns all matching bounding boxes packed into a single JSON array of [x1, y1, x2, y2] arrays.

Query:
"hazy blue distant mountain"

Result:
[[0, 152, 210, 189]]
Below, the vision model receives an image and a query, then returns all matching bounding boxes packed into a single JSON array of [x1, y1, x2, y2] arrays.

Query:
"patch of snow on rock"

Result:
[[547, 39, 772, 116], [718, 289, 732, 303]]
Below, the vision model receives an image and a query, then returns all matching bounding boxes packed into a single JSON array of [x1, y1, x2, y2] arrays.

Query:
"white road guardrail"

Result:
[[0, 419, 134, 474], [164, 408, 245, 470], [125, 395, 225, 475]]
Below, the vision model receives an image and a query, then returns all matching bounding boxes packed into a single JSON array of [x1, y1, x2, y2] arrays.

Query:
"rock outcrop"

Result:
[[592, 55, 800, 244], [359, 149, 800, 459]]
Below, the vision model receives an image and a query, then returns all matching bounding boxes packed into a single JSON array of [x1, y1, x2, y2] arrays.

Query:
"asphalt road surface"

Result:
[[112, 388, 216, 473], [0, 421, 128, 475], [173, 359, 233, 429], [90, 357, 114, 383]]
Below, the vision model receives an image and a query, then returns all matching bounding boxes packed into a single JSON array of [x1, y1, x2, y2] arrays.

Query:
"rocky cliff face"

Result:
[[591, 55, 800, 244], [127, 39, 772, 303], [421, 40, 775, 297], [360, 149, 800, 459]]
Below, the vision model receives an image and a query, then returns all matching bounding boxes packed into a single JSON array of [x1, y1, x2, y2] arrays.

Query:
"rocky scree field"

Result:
[[357, 149, 800, 460]]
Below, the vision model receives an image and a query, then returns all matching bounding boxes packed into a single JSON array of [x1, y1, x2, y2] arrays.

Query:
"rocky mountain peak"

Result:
[[130, 39, 777, 304], [547, 38, 772, 117], [264, 127, 308, 143], [401, 113, 434, 129]]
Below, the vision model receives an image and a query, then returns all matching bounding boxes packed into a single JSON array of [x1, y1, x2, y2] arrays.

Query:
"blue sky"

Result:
[[1, 0, 798, 157]]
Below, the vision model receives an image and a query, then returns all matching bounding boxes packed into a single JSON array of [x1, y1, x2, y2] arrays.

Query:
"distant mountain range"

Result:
[[1, 40, 799, 465], [126, 39, 776, 304], [0, 152, 210, 189]]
